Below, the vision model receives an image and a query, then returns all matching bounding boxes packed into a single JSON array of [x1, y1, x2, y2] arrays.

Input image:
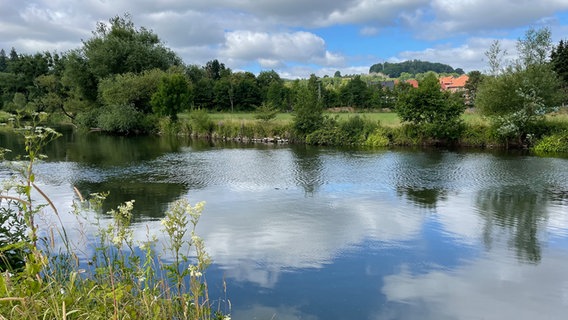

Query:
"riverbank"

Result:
[[162, 111, 568, 153]]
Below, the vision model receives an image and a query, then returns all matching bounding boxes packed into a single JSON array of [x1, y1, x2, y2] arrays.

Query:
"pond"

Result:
[[2, 129, 568, 319]]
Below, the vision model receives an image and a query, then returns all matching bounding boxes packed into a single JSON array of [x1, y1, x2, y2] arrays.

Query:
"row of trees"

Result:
[[0, 14, 470, 135], [475, 27, 566, 146], [369, 60, 465, 78], [1, 14, 565, 145]]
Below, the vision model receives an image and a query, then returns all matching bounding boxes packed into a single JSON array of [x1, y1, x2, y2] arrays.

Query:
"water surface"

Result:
[[2, 130, 568, 319]]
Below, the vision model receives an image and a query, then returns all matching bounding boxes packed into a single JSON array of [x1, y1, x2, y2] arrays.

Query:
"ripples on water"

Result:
[[2, 131, 568, 320]]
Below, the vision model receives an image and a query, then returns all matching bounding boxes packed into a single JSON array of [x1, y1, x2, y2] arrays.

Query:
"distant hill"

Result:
[[369, 60, 464, 78]]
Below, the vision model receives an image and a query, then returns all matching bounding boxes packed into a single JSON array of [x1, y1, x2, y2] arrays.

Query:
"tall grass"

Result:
[[0, 112, 230, 320]]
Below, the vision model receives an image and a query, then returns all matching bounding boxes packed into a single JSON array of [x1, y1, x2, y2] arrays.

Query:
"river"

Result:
[[1, 129, 568, 319]]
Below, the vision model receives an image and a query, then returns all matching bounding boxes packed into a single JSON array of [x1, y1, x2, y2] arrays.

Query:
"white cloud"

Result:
[[382, 249, 568, 320], [220, 30, 344, 69], [0, 1, 567, 79], [395, 37, 518, 72], [414, 0, 568, 39]]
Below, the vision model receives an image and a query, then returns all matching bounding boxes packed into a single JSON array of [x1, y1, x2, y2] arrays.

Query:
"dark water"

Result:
[[2, 129, 568, 319]]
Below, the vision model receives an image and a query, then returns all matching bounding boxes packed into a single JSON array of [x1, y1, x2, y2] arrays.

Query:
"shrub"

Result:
[[533, 131, 568, 154], [188, 109, 214, 136], [364, 128, 390, 147], [76, 105, 156, 134], [0, 118, 229, 319]]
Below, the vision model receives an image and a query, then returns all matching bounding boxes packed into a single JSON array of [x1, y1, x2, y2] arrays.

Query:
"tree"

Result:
[[551, 39, 568, 86], [396, 73, 465, 140], [340, 75, 370, 108], [517, 27, 552, 68], [204, 59, 228, 80], [293, 78, 323, 137], [464, 70, 485, 107], [83, 14, 181, 80], [0, 49, 7, 72], [193, 78, 215, 110], [334, 70, 342, 78], [476, 27, 564, 145], [266, 81, 289, 111], [213, 76, 234, 111], [231, 72, 261, 111], [485, 40, 507, 76], [257, 70, 282, 100], [151, 73, 191, 120], [98, 68, 167, 113]]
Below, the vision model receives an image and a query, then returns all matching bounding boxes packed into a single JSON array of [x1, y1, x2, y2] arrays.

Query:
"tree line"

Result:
[[369, 60, 465, 78], [1, 14, 567, 149], [0, 14, 412, 134]]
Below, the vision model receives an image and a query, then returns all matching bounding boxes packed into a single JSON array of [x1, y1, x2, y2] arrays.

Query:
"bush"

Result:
[[460, 123, 497, 147], [364, 128, 390, 147], [96, 104, 152, 134], [533, 131, 568, 154], [0, 120, 229, 319], [74, 108, 100, 129], [188, 109, 214, 136]]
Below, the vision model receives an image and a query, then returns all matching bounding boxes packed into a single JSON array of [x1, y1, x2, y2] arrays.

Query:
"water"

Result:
[[2, 129, 568, 319]]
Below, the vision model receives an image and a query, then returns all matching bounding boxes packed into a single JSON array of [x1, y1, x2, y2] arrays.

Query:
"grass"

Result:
[[180, 111, 402, 126], [0, 115, 229, 320]]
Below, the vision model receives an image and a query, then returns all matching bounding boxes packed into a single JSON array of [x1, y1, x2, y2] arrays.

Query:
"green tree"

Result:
[[476, 27, 564, 146], [266, 81, 290, 111], [204, 59, 228, 80], [257, 70, 282, 100], [464, 70, 485, 107], [193, 78, 215, 110], [551, 39, 568, 86], [485, 40, 507, 76], [98, 68, 167, 113], [84, 14, 181, 80], [0, 49, 7, 72], [232, 72, 261, 111], [396, 73, 465, 140], [340, 75, 371, 108], [213, 77, 234, 111], [151, 73, 192, 120], [293, 78, 323, 137]]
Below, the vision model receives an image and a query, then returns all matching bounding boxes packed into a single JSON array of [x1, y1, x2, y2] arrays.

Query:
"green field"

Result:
[[180, 111, 490, 127]]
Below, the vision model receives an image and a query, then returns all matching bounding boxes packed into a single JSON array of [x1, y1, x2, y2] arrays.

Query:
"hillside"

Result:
[[369, 60, 464, 78]]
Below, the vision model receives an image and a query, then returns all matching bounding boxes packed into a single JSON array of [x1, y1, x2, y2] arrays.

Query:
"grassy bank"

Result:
[[0, 118, 229, 320], [168, 110, 568, 153]]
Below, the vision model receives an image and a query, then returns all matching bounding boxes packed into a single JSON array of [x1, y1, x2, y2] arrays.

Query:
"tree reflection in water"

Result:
[[475, 187, 547, 263]]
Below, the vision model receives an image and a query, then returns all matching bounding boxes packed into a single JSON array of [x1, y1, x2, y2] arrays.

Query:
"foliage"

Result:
[[476, 27, 564, 146], [306, 115, 378, 146], [533, 131, 568, 154], [188, 109, 214, 136], [83, 14, 181, 80], [254, 103, 278, 122], [464, 70, 485, 107], [364, 127, 390, 147], [396, 73, 465, 140], [96, 104, 151, 134], [369, 59, 463, 77], [340, 75, 371, 108], [0, 118, 229, 319], [98, 68, 167, 114], [151, 73, 192, 120], [485, 40, 507, 76], [551, 39, 568, 104], [293, 77, 324, 137]]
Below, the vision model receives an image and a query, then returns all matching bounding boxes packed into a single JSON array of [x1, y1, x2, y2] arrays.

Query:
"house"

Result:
[[439, 74, 469, 92]]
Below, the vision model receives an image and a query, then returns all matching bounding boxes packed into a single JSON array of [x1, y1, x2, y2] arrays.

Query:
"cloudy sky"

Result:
[[1, 0, 568, 78]]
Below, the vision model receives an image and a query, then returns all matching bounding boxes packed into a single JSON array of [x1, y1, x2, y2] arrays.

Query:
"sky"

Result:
[[1, 0, 568, 79]]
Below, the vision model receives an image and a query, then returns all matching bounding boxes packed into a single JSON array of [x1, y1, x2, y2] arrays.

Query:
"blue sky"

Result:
[[1, 0, 568, 78]]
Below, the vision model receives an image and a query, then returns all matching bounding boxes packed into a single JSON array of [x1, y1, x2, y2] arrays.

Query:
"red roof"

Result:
[[439, 75, 469, 91]]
